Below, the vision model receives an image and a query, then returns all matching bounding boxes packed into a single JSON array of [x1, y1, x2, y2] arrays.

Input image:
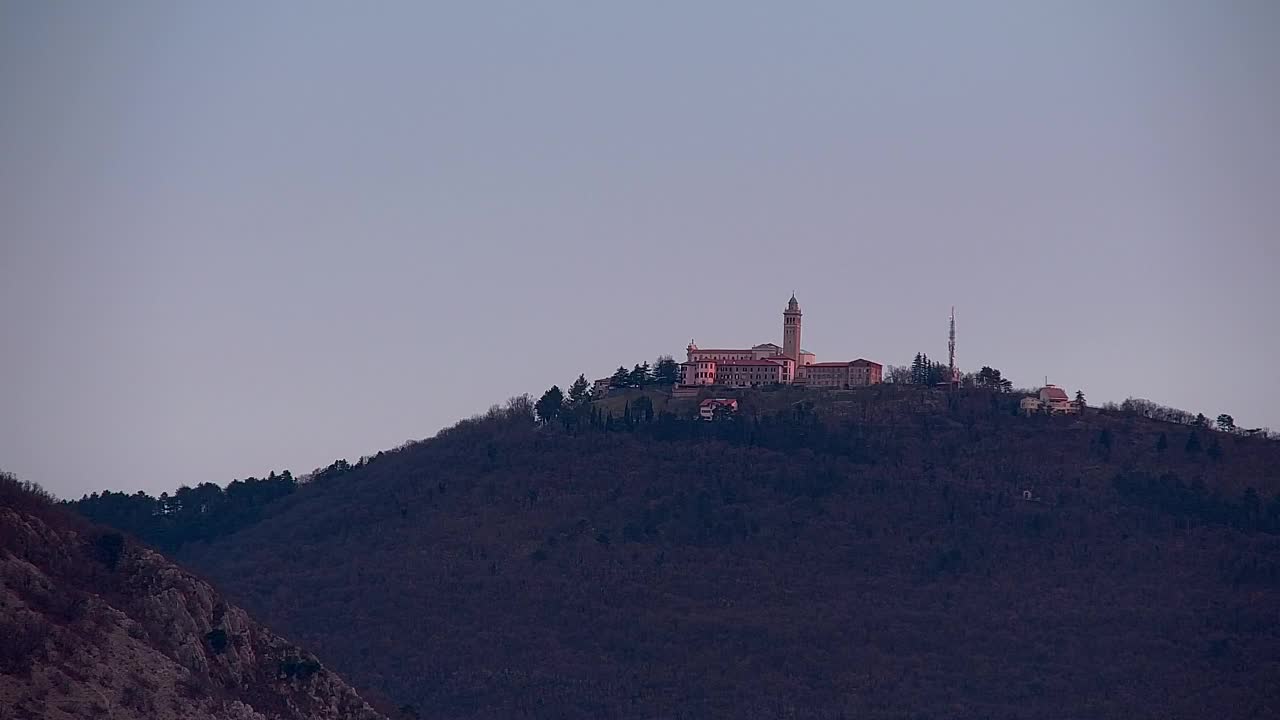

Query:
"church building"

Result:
[[678, 295, 881, 389]]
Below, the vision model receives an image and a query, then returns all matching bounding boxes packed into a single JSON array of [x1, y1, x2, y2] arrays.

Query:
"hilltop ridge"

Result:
[[124, 385, 1280, 719]]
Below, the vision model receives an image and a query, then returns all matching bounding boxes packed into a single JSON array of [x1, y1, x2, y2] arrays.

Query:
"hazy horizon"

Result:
[[3, 1, 1278, 498]]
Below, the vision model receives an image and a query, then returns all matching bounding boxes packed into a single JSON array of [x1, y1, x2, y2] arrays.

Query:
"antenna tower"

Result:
[[948, 306, 959, 386]]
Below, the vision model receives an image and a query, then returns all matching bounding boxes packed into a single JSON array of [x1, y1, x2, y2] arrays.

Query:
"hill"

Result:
[[0, 475, 387, 720], [87, 387, 1280, 718]]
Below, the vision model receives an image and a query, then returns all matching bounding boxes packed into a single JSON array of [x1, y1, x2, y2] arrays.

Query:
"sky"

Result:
[[2, 1, 1278, 498]]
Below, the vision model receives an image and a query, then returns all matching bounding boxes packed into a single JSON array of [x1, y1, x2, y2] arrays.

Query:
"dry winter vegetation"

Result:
[[86, 386, 1278, 720]]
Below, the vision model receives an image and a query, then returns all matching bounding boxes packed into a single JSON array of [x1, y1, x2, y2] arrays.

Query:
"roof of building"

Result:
[[752, 343, 782, 349], [1041, 385, 1070, 401], [700, 398, 738, 407], [804, 359, 883, 369]]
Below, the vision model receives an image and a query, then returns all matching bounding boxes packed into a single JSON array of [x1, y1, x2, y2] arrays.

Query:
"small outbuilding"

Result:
[[699, 398, 739, 421]]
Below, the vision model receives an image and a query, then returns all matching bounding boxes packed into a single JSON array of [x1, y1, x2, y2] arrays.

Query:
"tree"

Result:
[[1156, 432, 1168, 452], [609, 366, 630, 389], [910, 353, 926, 385], [631, 396, 655, 423], [1216, 414, 1235, 433], [1194, 413, 1208, 428], [1207, 437, 1223, 461], [884, 365, 913, 384], [653, 356, 681, 385], [924, 360, 949, 386], [976, 366, 1011, 392], [535, 386, 564, 425], [712, 403, 736, 422], [1075, 390, 1085, 408], [1185, 431, 1202, 454], [628, 363, 652, 387], [567, 374, 592, 407]]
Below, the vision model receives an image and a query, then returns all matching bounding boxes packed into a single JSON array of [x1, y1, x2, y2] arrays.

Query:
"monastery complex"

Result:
[[677, 295, 882, 392]]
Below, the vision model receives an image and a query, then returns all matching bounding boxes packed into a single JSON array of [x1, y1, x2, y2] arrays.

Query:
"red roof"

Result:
[[1041, 386, 1070, 401]]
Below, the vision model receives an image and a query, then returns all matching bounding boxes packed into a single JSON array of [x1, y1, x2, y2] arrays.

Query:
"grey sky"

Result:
[[2, 2, 1277, 498]]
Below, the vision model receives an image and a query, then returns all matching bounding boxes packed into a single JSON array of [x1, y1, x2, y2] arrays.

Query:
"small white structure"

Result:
[[699, 398, 738, 421]]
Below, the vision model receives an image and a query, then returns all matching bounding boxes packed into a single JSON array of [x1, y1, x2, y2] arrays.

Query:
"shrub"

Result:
[[91, 532, 125, 570], [205, 628, 229, 654]]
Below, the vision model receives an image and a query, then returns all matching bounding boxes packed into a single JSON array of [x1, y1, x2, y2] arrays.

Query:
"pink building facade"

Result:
[[676, 295, 878, 390], [799, 359, 883, 388]]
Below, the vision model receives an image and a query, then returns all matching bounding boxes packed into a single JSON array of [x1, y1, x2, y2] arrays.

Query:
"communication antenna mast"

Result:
[[948, 306, 960, 386]]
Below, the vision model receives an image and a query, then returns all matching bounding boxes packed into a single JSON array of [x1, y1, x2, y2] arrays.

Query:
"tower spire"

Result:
[[783, 294, 802, 365], [948, 306, 959, 386]]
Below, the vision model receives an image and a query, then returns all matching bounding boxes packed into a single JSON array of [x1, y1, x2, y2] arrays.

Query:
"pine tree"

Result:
[[628, 363, 652, 387], [534, 386, 564, 425], [1185, 431, 1202, 454], [653, 356, 681, 385], [609, 366, 630, 388], [567, 374, 591, 406]]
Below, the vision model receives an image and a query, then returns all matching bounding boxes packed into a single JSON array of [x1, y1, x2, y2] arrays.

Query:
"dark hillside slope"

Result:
[[0, 476, 386, 720], [171, 391, 1280, 719]]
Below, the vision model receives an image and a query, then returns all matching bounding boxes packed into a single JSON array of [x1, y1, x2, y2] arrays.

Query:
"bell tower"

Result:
[[783, 294, 802, 364]]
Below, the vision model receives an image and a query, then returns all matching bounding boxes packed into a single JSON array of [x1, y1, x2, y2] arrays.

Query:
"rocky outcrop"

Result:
[[0, 503, 386, 720]]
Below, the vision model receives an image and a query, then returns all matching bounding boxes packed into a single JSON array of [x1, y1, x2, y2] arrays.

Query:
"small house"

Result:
[[699, 398, 739, 421]]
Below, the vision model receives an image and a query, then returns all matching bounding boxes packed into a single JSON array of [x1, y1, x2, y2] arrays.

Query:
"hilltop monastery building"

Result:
[[679, 295, 882, 389]]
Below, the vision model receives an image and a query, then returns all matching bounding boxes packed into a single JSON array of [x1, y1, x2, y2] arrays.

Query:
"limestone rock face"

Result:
[[0, 504, 386, 720]]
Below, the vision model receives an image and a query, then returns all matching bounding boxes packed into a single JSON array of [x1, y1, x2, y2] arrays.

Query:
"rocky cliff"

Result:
[[0, 486, 387, 720]]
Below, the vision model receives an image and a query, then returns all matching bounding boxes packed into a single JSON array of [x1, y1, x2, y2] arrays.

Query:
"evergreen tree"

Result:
[[1185, 431, 1202, 454], [976, 366, 1009, 391], [628, 363, 652, 387], [1216, 414, 1235, 433], [609, 366, 630, 388], [1156, 432, 1168, 452], [535, 386, 564, 425], [910, 353, 926, 384], [653, 356, 681, 385], [1075, 390, 1085, 408], [567, 374, 591, 406], [633, 396, 655, 423]]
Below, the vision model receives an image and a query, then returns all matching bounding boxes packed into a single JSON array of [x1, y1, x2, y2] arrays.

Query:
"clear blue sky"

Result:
[[2, 2, 1277, 498]]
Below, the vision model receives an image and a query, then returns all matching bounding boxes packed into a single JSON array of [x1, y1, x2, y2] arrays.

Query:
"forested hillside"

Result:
[[81, 387, 1280, 719]]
